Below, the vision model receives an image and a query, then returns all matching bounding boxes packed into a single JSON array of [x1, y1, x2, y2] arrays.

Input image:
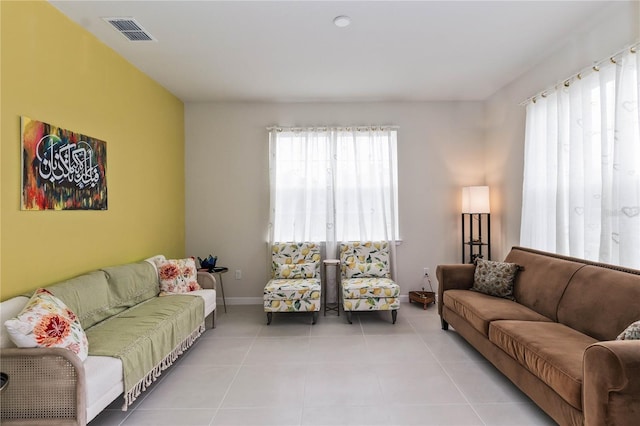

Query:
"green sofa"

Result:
[[0, 255, 217, 425]]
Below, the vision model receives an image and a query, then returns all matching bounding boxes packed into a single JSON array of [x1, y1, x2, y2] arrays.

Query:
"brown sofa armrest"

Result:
[[583, 340, 640, 426], [0, 347, 86, 426], [435, 264, 475, 316]]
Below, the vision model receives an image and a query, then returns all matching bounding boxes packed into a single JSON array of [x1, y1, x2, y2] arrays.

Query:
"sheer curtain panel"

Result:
[[268, 127, 399, 270], [521, 45, 640, 268]]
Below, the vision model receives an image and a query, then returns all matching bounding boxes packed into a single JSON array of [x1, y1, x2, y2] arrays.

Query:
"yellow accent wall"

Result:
[[1, 1, 185, 299]]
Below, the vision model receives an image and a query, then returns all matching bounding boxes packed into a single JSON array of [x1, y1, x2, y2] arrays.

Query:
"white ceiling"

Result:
[[50, 0, 620, 103]]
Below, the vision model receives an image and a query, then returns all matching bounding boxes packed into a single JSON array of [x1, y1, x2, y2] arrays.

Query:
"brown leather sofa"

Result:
[[437, 246, 640, 426]]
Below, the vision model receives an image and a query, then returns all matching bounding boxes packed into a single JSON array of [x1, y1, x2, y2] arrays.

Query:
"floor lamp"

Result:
[[461, 186, 491, 263]]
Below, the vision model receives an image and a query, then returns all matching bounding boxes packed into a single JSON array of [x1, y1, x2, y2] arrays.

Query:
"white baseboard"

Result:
[[219, 295, 412, 305], [219, 297, 263, 305]]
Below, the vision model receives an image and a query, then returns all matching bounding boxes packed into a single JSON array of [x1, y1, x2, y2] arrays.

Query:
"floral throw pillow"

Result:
[[155, 257, 202, 294], [471, 259, 520, 300], [344, 262, 389, 279], [617, 320, 640, 340], [4, 288, 89, 361], [275, 262, 316, 279]]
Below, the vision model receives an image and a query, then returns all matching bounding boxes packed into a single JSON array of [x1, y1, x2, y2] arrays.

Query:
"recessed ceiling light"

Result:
[[333, 15, 351, 28]]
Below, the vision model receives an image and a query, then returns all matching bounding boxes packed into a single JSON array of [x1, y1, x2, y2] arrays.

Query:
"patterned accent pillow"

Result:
[[155, 257, 202, 294], [275, 262, 317, 279], [617, 320, 640, 340], [271, 243, 321, 278], [344, 262, 389, 279], [4, 288, 89, 361], [340, 241, 390, 279], [471, 259, 520, 300]]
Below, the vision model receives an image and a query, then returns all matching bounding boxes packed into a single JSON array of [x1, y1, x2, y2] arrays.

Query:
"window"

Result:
[[268, 127, 399, 244]]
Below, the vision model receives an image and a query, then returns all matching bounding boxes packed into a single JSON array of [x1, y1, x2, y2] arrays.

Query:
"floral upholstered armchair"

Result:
[[340, 241, 400, 324], [264, 242, 322, 325]]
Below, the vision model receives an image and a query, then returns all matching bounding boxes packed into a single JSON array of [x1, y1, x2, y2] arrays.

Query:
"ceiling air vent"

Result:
[[103, 17, 156, 42]]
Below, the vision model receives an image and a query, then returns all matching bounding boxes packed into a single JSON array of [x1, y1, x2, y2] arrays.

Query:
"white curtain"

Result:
[[268, 126, 399, 267], [521, 46, 640, 268]]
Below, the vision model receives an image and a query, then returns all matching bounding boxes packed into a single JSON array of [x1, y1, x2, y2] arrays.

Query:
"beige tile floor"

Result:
[[89, 303, 556, 426]]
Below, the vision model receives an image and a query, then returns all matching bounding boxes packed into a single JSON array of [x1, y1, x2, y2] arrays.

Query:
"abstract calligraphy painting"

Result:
[[21, 117, 108, 210]]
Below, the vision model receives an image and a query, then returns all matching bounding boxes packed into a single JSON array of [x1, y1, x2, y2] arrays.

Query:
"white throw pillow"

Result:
[[155, 257, 202, 294]]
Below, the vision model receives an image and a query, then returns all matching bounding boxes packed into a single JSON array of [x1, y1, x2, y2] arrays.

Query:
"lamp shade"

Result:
[[462, 186, 490, 214]]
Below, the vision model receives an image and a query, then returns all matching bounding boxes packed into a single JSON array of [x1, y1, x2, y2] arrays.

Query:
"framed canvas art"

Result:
[[21, 117, 107, 210]]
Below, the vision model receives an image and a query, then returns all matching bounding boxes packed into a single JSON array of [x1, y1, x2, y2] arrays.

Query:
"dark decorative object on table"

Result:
[[198, 254, 217, 272], [0, 372, 8, 392]]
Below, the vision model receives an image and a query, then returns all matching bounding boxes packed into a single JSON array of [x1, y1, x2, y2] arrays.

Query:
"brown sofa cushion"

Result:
[[504, 247, 584, 321], [557, 265, 640, 341], [443, 290, 552, 336], [489, 320, 597, 410]]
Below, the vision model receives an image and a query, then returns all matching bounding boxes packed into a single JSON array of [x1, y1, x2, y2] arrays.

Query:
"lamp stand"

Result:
[[461, 213, 491, 263]]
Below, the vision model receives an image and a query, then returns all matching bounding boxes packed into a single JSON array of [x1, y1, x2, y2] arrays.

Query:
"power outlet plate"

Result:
[[423, 267, 430, 276], [235, 269, 242, 279]]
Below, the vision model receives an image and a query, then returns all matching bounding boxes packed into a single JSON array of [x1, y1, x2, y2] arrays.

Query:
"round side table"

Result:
[[199, 267, 228, 313]]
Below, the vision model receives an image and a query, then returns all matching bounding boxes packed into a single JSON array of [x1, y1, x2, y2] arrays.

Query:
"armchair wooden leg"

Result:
[[312, 311, 318, 325], [346, 311, 353, 324], [391, 310, 398, 324], [441, 318, 449, 330], [267, 312, 273, 325]]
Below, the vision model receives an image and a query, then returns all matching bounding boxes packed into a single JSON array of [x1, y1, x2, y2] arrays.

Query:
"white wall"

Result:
[[185, 102, 486, 301], [185, 1, 639, 303], [485, 0, 640, 259]]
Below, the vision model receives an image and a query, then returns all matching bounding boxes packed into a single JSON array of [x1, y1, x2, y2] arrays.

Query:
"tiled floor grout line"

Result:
[[116, 343, 196, 425], [207, 326, 261, 426], [298, 331, 313, 426], [358, 312, 395, 425], [416, 319, 489, 426]]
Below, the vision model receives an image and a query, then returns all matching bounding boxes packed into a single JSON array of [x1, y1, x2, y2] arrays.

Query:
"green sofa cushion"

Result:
[[46, 270, 117, 330], [102, 262, 159, 310], [46, 261, 158, 330]]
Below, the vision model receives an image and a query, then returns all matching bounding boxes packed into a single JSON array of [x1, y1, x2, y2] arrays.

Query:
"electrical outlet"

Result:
[[424, 267, 430, 276], [235, 269, 242, 279]]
